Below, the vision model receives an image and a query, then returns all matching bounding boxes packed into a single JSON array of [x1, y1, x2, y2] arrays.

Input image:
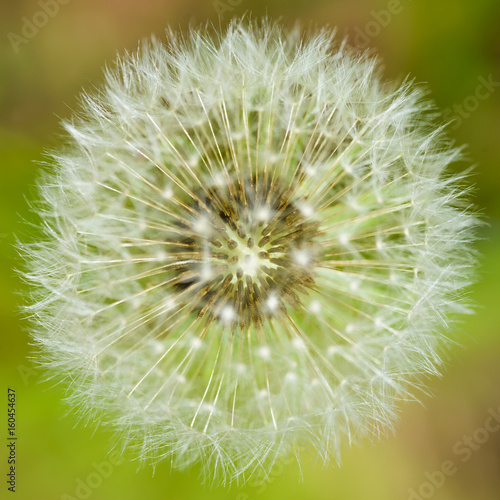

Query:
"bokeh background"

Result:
[[1, 1, 499, 499]]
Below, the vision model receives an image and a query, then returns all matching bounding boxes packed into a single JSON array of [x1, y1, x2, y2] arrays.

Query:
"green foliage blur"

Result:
[[1, 1, 499, 499]]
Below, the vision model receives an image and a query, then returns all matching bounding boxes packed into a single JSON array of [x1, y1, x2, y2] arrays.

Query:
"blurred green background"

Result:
[[1, 1, 499, 499]]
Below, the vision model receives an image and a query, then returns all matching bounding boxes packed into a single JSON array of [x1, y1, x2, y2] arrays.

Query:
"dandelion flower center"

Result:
[[171, 177, 321, 329]]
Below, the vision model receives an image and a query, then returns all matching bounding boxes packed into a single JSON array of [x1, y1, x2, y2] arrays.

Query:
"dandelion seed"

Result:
[[292, 338, 306, 350], [309, 300, 322, 314], [21, 19, 478, 484], [266, 293, 280, 312], [257, 346, 272, 360], [190, 337, 203, 350]]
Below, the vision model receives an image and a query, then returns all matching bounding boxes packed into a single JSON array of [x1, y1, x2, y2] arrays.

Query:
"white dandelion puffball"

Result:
[[23, 20, 478, 483]]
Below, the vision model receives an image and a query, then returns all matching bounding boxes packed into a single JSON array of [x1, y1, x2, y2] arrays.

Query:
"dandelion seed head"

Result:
[[292, 338, 306, 350], [21, 19, 479, 484], [257, 346, 272, 360], [190, 337, 203, 350], [258, 389, 269, 399], [162, 186, 174, 199], [219, 305, 235, 323], [309, 300, 322, 314], [265, 293, 280, 312], [339, 233, 350, 246], [327, 346, 338, 357], [235, 363, 247, 375]]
